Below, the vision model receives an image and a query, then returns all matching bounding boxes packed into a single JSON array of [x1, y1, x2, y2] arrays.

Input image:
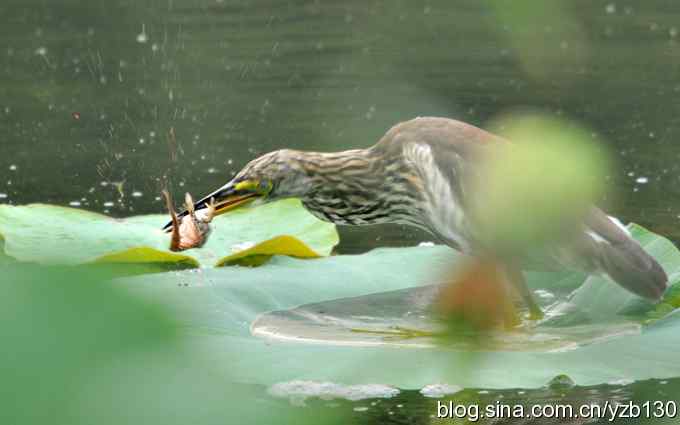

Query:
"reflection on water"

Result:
[[251, 284, 643, 352]]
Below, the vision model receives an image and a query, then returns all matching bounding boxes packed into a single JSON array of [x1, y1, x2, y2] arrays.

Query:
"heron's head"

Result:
[[163, 150, 310, 230]]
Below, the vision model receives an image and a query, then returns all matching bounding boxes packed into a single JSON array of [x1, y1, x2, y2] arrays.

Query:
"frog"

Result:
[[162, 190, 216, 251]]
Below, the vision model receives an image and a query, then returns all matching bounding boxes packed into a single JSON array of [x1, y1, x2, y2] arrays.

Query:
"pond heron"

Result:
[[163, 117, 667, 317]]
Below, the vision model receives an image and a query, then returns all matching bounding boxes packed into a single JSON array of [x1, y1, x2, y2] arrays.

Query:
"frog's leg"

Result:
[[162, 190, 181, 252], [184, 192, 195, 214], [204, 196, 217, 223]]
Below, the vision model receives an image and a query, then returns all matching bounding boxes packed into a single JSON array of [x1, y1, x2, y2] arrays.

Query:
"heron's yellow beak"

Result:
[[211, 192, 260, 215], [162, 180, 266, 231]]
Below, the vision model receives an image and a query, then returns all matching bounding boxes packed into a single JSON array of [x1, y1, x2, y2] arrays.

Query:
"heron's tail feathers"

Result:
[[585, 210, 667, 301], [595, 233, 667, 300]]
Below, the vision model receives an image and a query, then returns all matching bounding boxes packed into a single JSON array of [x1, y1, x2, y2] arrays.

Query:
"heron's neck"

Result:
[[291, 148, 425, 226]]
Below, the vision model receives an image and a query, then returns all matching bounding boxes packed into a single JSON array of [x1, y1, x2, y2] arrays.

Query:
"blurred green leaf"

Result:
[[0, 199, 338, 269], [476, 113, 610, 252], [0, 263, 347, 425]]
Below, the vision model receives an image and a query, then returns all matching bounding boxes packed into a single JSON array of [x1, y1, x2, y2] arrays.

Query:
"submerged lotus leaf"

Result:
[[117, 223, 680, 390], [0, 199, 338, 268]]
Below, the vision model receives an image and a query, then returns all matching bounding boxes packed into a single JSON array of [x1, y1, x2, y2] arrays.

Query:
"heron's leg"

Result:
[[505, 265, 544, 320]]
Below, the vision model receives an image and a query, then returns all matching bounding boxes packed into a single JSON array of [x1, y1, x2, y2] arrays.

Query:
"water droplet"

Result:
[[136, 24, 148, 43]]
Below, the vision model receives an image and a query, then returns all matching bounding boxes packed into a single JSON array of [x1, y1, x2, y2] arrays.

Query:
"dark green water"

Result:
[[2, 1, 680, 423]]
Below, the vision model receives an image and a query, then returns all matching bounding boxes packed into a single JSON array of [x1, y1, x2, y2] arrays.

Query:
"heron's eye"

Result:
[[258, 180, 273, 193]]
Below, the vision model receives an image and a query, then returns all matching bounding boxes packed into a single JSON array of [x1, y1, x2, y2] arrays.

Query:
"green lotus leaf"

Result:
[[0, 199, 338, 268], [115, 223, 680, 390]]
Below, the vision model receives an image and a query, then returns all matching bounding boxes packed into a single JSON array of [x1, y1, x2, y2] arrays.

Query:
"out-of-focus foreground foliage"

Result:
[[0, 263, 346, 425]]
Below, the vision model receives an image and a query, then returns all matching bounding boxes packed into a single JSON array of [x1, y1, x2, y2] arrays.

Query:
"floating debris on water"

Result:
[[8, 164, 17, 171], [131, 191, 143, 198], [608, 378, 634, 386], [268, 380, 399, 407], [68, 201, 81, 207], [0, 193, 7, 199], [635, 176, 649, 184], [420, 384, 463, 398]]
